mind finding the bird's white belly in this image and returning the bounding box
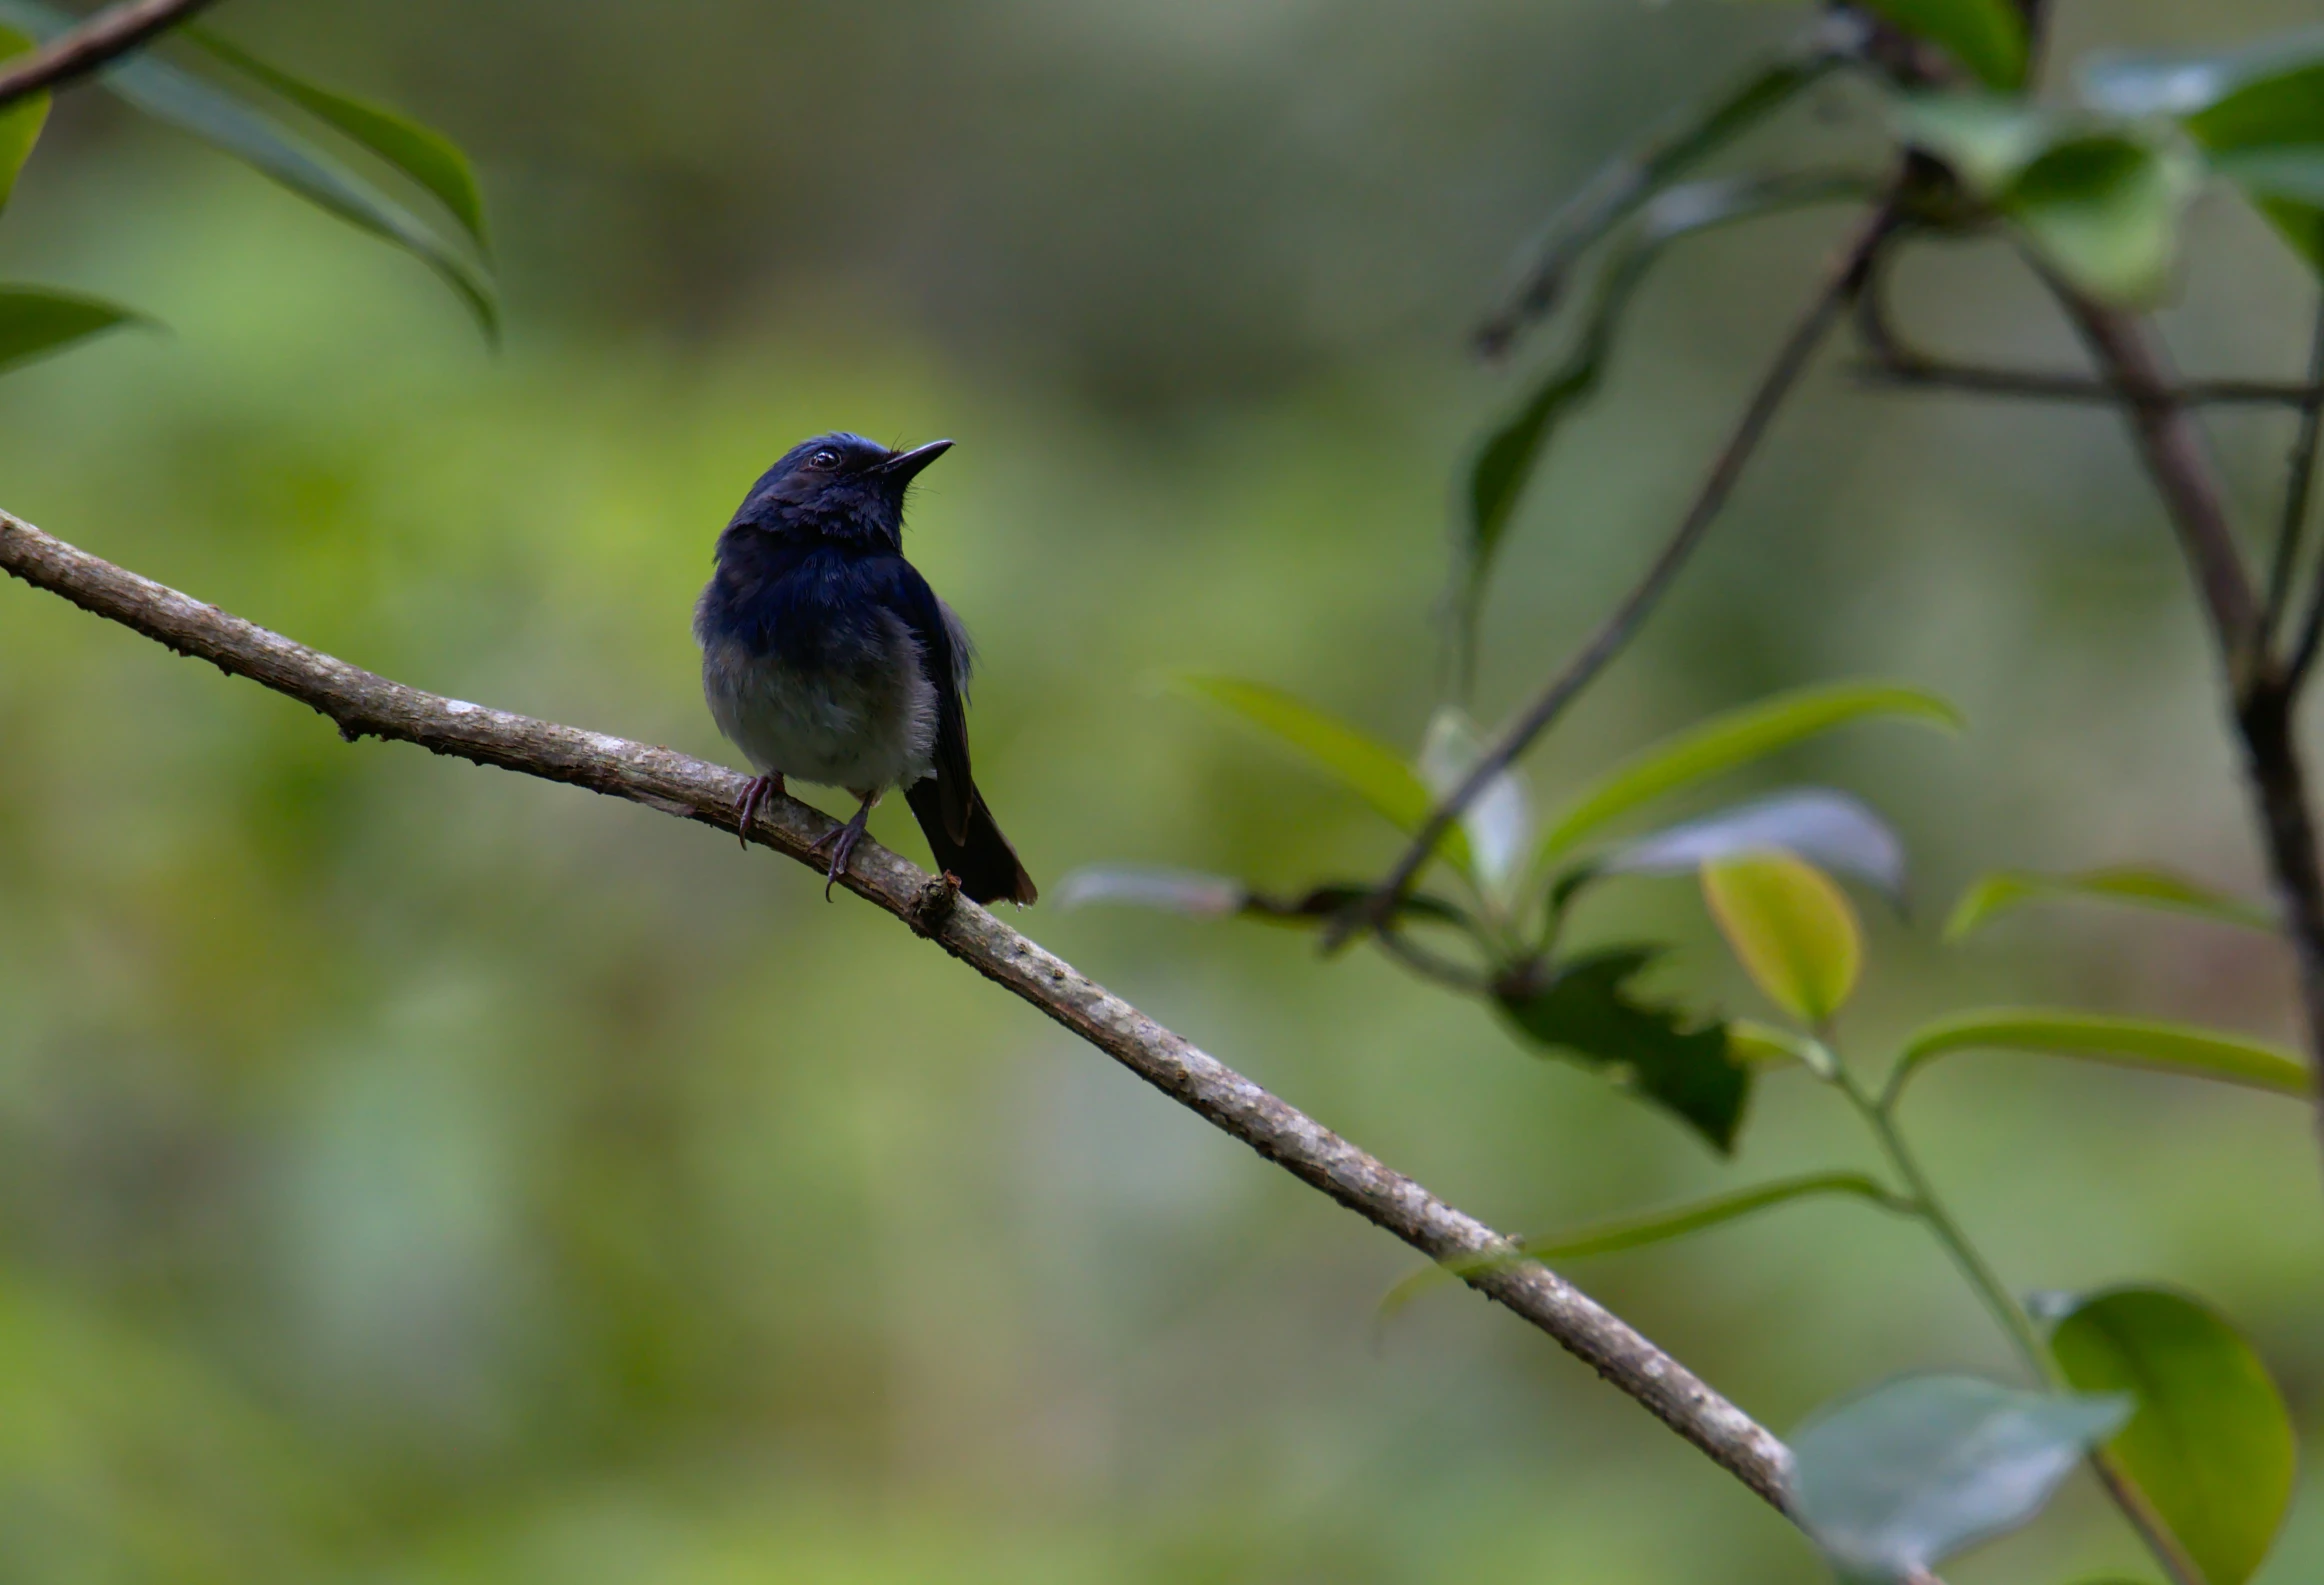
[701,614,937,793]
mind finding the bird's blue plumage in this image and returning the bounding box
[694,432,1033,905]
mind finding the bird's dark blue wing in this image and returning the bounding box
[862,554,975,843]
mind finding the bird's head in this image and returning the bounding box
[724,432,953,550]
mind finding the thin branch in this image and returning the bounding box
[1861,357,2322,410]
[2051,294,2324,1184]
[0,507,1806,1518]
[1330,204,1895,951]
[0,0,220,108]
[2277,297,2324,669]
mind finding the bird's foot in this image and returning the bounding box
[734,773,784,849]
[810,791,880,900]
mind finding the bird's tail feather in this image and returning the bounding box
[906,779,1036,906]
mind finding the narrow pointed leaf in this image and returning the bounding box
[2050,1286,2295,1585]
[1380,1171,1904,1318]
[1474,17,1859,356]
[188,29,490,254]
[1702,854,1863,1024]
[0,287,149,373]
[0,24,47,211]
[1174,676,1475,874]
[0,0,496,339]
[1599,788,1909,906]
[1537,682,1959,864]
[1945,866,2273,941]
[1495,945,1748,1152]
[1464,172,1874,639]
[1889,1009,2309,1104]
[1793,1375,2132,1583]
[1727,1017,1839,1075]
[1856,0,2028,90]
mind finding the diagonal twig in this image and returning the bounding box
[0,0,220,109]
[1329,204,1896,952]
[0,506,1809,1519]
[2278,298,2324,673]
[1861,357,2323,410]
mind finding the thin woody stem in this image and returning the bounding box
[0,0,220,108]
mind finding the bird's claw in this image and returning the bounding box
[734,773,783,849]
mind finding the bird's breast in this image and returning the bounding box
[698,596,938,793]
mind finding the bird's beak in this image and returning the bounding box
[880,438,954,482]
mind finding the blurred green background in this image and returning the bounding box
[1,0,2321,1579]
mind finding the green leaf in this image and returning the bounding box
[1856,0,2029,91]
[1173,675,1476,876]
[187,29,489,254]
[1727,1017,1838,1076]
[1945,866,2274,941]
[1379,1170,1905,1319]
[1597,788,1909,907]
[1793,1375,2132,1583]
[1536,682,1961,865]
[0,0,496,341]
[1463,172,1874,651]
[1702,853,1864,1025]
[1888,1009,2310,1106]
[1495,945,1749,1152]
[2008,132,2200,306]
[0,24,48,213]
[1896,95,2197,304]
[0,286,149,373]
[1418,707,1533,913]
[1474,18,1857,356]
[2080,32,2324,279]
[2050,1286,2295,1585]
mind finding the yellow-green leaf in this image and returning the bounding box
[2051,1286,2295,1585]
[1945,866,2274,941]
[0,24,46,212]
[1174,676,1475,875]
[1537,682,1960,865]
[1857,0,2028,90]
[1702,853,1863,1024]
[1888,1009,2310,1106]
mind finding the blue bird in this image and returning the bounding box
[694,432,1035,905]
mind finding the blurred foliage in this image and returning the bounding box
[1,0,2323,1582]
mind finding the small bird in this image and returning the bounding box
[694,432,1036,905]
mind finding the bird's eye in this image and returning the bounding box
[810,448,840,469]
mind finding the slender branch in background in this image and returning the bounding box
[1861,358,2322,410]
[2277,298,2324,661]
[0,0,220,108]
[2053,293,2324,1185]
[1330,204,1897,952]
[0,508,1822,1526]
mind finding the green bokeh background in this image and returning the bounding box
[0,1,2319,1580]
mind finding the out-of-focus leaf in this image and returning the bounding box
[1379,1170,1905,1318]
[1597,788,1909,906]
[1418,707,1533,912]
[1888,1009,2310,1104]
[1792,1375,2133,1584]
[1173,675,1476,875]
[189,28,490,253]
[1896,95,2197,304]
[1944,866,2273,941]
[1495,946,1748,1152]
[0,24,47,212]
[2050,1286,2295,1585]
[1728,1017,1839,1077]
[1464,172,1874,641]
[0,0,497,340]
[1474,15,1862,357]
[1053,866,1472,932]
[1702,854,1863,1025]
[1856,0,2028,91]
[0,287,148,373]
[1537,682,1959,865]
